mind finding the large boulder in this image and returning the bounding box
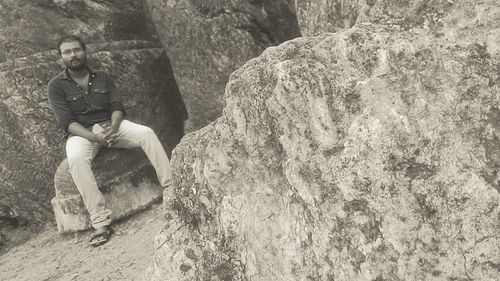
[147,24,500,280]
[144,0,301,131]
[0,41,185,227]
[296,0,500,55]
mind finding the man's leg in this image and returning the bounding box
[111,120,172,188]
[66,130,111,229]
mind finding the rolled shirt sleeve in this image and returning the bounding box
[105,73,126,115]
[47,78,77,135]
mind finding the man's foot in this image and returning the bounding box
[89,226,113,247]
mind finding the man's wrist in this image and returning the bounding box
[90,134,97,143]
[110,124,120,132]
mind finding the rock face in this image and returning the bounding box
[0,41,185,226]
[296,0,500,54]
[148,25,500,280]
[0,0,158,62]
[144,0,301,131]
[296,0,451,35]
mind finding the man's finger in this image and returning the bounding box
[104,133,114,139]
[106,134,119,147]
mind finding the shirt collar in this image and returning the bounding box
[57,66,96,80]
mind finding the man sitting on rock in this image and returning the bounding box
[47,35,172,246]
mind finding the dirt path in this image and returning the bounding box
[0,203,164,281]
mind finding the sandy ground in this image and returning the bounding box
[0,203,164,281]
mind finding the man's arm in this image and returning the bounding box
[47,80,78,136]
[110,110,124,132]
[104,110,124,146]
[103,72,125,145]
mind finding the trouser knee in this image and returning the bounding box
[142,126,155,137]
[140,126,158,141]
[67,153,91,169]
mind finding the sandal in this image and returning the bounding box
[89,226,114,247]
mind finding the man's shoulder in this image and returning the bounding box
[47,71,69,96]
[47,75,62,89]
[92,69,111,77]
[47,71,66,87]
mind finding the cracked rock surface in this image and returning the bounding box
[0,0,159,63]
[148,24,500,280]
[144,0,301,131]
[296,0,500,56]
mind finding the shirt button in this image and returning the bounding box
[89,82,92,85]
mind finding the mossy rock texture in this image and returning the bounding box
[147,24,500,281]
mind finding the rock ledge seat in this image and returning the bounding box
[51,148,162,233]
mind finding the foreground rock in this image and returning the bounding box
[145,0,301,131]
[0,41,185,229]
[148,24,500,280]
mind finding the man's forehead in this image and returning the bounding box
[60,41,83,49]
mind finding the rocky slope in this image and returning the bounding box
[148,24,500,280]
[145,0,301,131]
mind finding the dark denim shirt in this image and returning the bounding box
[47,67,125,136]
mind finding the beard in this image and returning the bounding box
[64,56,87,71]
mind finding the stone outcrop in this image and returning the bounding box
[52,149,162,233]
[0,41,185,227]
[144,0,301,131]
[147,25,500,280]
[296,0,500,56]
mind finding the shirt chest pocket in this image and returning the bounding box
[92,88,110,106]
[65,94,87,113]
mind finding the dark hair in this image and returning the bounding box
[57,35,86,54]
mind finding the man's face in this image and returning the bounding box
[59,41,87,71]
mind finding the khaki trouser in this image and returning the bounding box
[65,120,172,229]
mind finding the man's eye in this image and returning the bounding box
[62,49,82,55]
